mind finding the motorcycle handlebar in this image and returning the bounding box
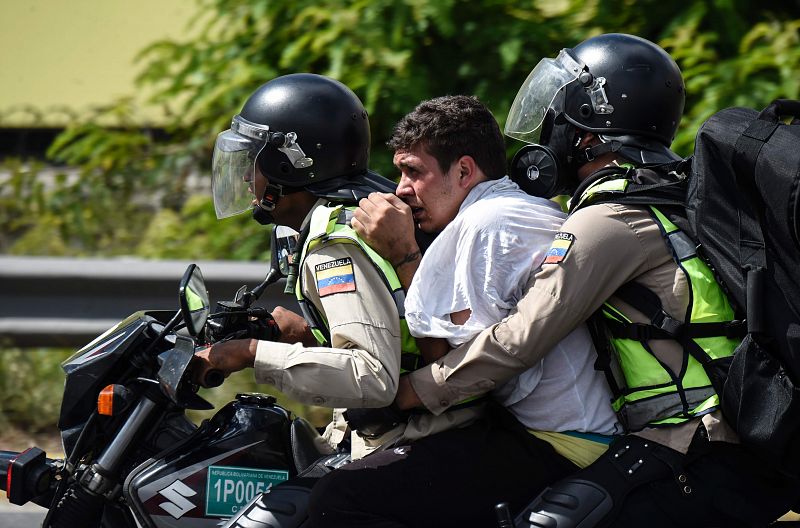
[0,448,58,505]
[202,369,225,388]
[208,308,267,319]
[247,307,270,318]
[0,451,19,491]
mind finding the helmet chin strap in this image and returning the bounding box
[573,138,623,165]
[252,183,284,226]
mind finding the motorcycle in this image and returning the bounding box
[0,226,347,528]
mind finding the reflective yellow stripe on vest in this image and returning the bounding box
[578,179,739,431]
[568,177,629,211]
[295,204,421,372]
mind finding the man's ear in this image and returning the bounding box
[455,155,480,189]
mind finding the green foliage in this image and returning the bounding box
[666,11,800,154]
[2,0,799,257]
[0,348,73,433]
[136,194,269,261]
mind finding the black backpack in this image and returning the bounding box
[687,99,800,473]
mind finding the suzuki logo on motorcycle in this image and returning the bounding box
[158,479,198,519]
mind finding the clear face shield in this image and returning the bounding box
[211,116,269,219]
[504,50,585,145]
[211,115,315,220]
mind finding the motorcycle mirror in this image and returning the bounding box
[178,264,211,336]
[239,225,298,306]
[272,225,299,278]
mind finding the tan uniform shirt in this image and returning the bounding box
[254,209,479,457]
[407,202,737,453]
[254,239,402,409]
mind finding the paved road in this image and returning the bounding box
[0,501,46,527]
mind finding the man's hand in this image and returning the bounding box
[352,193,419,267]
[271,306,316,346]
[192,339,257,385]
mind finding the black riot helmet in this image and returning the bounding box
[212,73,392,222]
[507,33,685,198]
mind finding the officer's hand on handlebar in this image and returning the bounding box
[191,340,258,387]
[352,193,419,266]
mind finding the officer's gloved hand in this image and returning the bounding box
[344,402,410,438]
[245,312,281,342]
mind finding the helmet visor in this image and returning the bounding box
[211,128,266,219]
[505,50,584,144]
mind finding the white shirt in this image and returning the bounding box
[406,177,619,435]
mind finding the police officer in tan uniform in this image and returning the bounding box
[200,74,496,528]
[195,73,433,458]
[355,35,799,526]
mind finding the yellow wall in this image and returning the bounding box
[0,0,199,127]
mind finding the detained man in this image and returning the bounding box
[308,95,618,528]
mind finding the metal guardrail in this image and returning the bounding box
[0,256,296,348]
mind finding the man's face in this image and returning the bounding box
[248,161,268,204]
[394,146,466,233]
[249,164,316,230]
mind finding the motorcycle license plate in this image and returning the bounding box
[205,465,289,517]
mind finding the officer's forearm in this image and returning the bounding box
[196,338,258,376]
[394,374,423,410]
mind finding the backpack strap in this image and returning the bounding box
[731,106,784,335]
[605,281,746,365]
[569,161,690,214]
[611,282,745,338]
[586,312,626,398]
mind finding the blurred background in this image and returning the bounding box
[1,0,799,452]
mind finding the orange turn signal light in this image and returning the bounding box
[97,384,133,417]
[98,385,117,416]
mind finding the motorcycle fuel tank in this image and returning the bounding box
[124,393,296,528]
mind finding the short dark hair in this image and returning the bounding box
[387,95,506,180]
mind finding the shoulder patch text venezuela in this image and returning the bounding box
[315,257,357,297]
[543,232,575,265]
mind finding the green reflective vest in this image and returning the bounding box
[295,204,421,373]
[575,176,740,431]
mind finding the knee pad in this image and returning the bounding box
[513,479,613,528]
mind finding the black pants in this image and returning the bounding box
[308,404,578,528]
[529,429,800,528]
[607,436,800,527]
